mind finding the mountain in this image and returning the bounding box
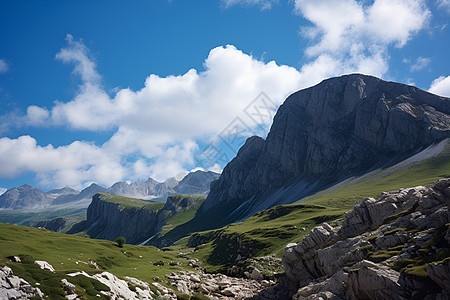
[46,187,79,199]
[0,170,219,211]
[195,74,450,229]
[0,184,53,210]
[174,170,220,194]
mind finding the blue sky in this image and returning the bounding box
[0,0,449,192]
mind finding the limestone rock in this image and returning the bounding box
[0,266,43,299]
[347,260,408,300]
[34,260,55,272]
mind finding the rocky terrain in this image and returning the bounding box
[0,170,219,210]
[197,74,450,229]
[282,178,450,299]
[0,266,44,299]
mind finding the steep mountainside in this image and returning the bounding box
[197,74,450,229]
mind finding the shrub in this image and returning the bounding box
[115,236,126,248]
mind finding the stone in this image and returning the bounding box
[347,260,408,300]
[251,268,263,280]
[61,278,76,294]
[427,259,450,293]
[34,260,55,272]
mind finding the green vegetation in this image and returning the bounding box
[160,195,206,235]
[0,222,194,298]
[182,147,450,272]
[115,236,126,248]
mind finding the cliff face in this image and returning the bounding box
[282,178,450,299]
[198,74,450,226]
[68,193,206,245]
[68,194,161,244]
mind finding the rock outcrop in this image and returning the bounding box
[197,74,450,228]
[166,271,276,299]
[282,178,450,299]
[0,266,44,299]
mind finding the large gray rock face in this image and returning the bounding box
[199,74,450,226]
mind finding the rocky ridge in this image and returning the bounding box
[282,178,450,299]
[198,74,450,228]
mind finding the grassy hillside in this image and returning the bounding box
[183,144,450,272]
[0,222,193,299]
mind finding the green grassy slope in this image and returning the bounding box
[0,222,192,299]
[184,144,450,272]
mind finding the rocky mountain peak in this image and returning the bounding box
[197,74,450,228]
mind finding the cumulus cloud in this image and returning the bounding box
[429,75,450,97]
[0,0,432,188]
[410,57,431,72]
[0,59,8,73]
[294,0,430,77]
[4,37,305,188]
[222,0,278,10]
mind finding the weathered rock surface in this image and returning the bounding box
[282,179,450,299]
[166,271,275,299]
[197,74,450,228]
[0,266,44,299]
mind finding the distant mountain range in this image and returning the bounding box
[0,170,220,210]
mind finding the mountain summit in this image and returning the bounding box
[196,74,450,228]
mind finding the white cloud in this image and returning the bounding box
[0,188,6,195]
[0,135,125,189]
[294,0,430,77]
[0,59,8,74]
[410,56,431,71]
[4,38,306,188]
[0,0,433,188]
[429,75,450,97]
[222,0,278,10]
[437,0,450,13]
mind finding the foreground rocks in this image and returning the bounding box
[283,178,450,299]
[166,271,277,299]
[0,266,44,299]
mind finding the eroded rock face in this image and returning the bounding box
[198,74,450,228]
[0,266,44,299]
[282,179,450,299]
